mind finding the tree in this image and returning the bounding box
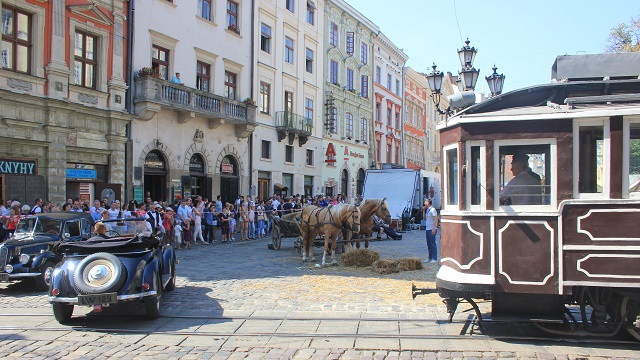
[606,15,640,53]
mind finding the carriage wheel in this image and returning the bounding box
[272,226,281,250]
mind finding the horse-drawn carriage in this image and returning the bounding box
[269,199,392,266]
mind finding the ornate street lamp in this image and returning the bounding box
[457,38,479,91]
[485,65,505,96]
[426,63,449,115]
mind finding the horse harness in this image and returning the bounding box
[300,205,360,240]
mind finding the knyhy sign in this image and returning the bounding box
[0,159,36,175]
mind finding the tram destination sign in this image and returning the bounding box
[0,159,36,175]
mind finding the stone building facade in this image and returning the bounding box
[252,0,325,200]
[322,0,378,201]
[0,0,132,205]
[131,0,255,205]
[403,67,427,170]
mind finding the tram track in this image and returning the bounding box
[0,312,638,347]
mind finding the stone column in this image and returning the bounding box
[108,6,128,112]
[46,0,70,100]
[44,125,71,205]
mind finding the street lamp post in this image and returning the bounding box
[426,38,506,114]
[485,65,505,97]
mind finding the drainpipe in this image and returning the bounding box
[124,0,136,201]
[248,0,256,198]
[400,64,406,168]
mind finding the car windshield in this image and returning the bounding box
[14,217,62,237]
[98,218,151,237]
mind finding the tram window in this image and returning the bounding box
[498,145,550,206]
[445,147,458,205]
[470,146,481,206]
[630,123,640,196]
[578,125,604,193]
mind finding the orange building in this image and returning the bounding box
[403,67,428,170]
[0,0,133,205]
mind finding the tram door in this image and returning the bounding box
[220,156,239,205]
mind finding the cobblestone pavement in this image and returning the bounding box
[1,228,639,359]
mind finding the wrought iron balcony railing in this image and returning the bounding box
[275,111,313,146]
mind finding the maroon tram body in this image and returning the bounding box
[434,54,640,339]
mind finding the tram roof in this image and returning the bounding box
[437,79,640,130]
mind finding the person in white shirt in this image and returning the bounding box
[499,154,542,206]
[422,199,439,263]
[108,200,121,219]
[30,198,43,214]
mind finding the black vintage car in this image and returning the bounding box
[48,218,176,323]
[0,213,94,291]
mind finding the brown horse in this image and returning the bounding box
[349,198,392,249]
[299,204,361,266]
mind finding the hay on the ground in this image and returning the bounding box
[341,248,381,267]
[372,257,424,274]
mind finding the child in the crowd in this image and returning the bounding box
[173,223,182,250]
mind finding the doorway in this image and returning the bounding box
[220,155,239,205]
[144,150,167,201]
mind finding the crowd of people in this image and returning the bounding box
[0,193,355,247]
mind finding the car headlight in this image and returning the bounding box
[5,265,13,273]
[19,254,30,265]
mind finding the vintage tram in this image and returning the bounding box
[433,54,640,339]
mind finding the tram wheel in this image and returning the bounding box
[620,296,640,341]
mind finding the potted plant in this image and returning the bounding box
[244,97,256,106]
[136,67,160,78]
[228,23,240,34]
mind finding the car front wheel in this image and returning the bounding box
[36,260,56,291]
[52,303,74,323]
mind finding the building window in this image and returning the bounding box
[304,98,313,120]
[306,2,315,25]
[361,75,368,98]
[285,90,293,113]
[304,175,313,196]
[259,82,270,114]
[346,68,354,90]
[329,22,338,46]
[375,102,380,122]
[196,61,210,92]
[386,106,392,126]
[387,74,392,90]
[345,113,353,138]
[286,0,295,13]
[262,140,271,159]
[198,0,212,20]
[305,48,313,73]
[331,107,338,134]
[227,1,238,30]
[346,32,354,55]
[360,118,368,142]
[260,23,271,53]
[386,144,392,163]
[224,70,236,100]
[1,6,31,73]
[285,145,294,163]
[152,45,169,80]
[306,149,314,166]
[395,111,400,129]
[375,66,381,84]
[330,60,338,85]
[74,31,97,89]
[360,43,367,64]
[396,79,401,96]
[395,144,400,164]
[376,140,381,162]
[284,37,294,64]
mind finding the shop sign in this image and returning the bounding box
[66,168,97,179]
[325,143,336,163]
[343,146,364,159]
[0,159,36,175]
[222,164,234,173]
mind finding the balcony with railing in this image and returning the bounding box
[275,111,313,146]
[133,76,256,138]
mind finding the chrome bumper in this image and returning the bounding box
[49,290,158,304]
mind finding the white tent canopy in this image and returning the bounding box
[362,169,419,220]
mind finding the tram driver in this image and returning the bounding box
[499,154,542,205]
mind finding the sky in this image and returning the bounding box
[343,0,640,93]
